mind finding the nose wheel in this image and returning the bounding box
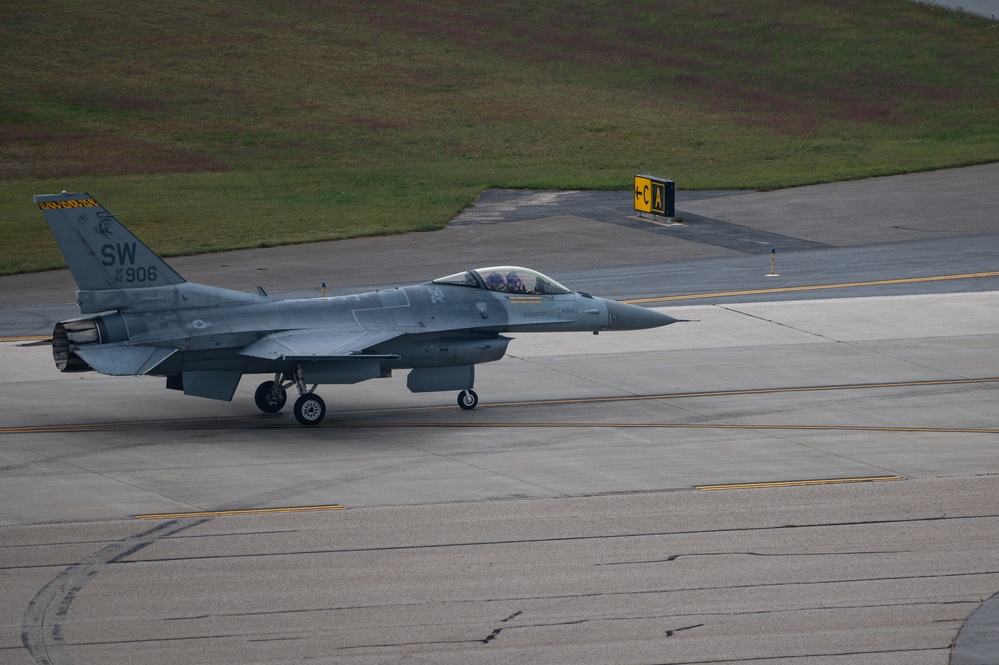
[457,389,478,410]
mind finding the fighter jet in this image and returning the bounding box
[36,191,678,425]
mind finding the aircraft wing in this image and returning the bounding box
[240,328,403,360]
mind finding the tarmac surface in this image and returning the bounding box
[927,0,999,19]
[2,162,999,664]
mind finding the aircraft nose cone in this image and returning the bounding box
[605,300,679,330]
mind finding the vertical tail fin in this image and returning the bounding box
[35,192,185,292]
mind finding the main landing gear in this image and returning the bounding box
[293,392,326,426]
[253,380,287,413]
[254,369,326,426]
[253,370,479,425]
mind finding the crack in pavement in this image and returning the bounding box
[597,550,907,565]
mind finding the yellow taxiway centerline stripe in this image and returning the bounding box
[325,377,999,417]
[481,377,999,409]
[696,476,905,491]
[621,271,999,304]
[9,422,999,435]
[2,273,997,345]
[0,414,285,434]
[135,504,345,520]
[3,271,997,344]
[2,378,997,435]
[331,423,999,434]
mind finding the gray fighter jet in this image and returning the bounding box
[36,191,678,424]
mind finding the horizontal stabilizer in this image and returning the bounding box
[240,328,401,360]
[75,345,175,376]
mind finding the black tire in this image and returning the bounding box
[294,393,326,425]
[254,381,287,413]
[457,389,478,410]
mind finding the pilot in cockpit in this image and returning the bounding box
[505,271,527,293]
[485,272,506,291]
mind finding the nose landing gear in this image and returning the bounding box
[457,389,479,410]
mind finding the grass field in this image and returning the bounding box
[2,0,998,274]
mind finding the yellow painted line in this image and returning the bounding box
[0,377,984,434]
[2,273,995,341]
[622,271,999,304]
[0,335,50,343]
[333,423,999,434]
[136,504,345,520]
[339,378,999,415]
[3,377,999,435]
[8,421,999,435]
[327,377,999,417]
[0,414,282,434]
[482,377,999,409]
[696,476,904,491]
[4,272,997,344]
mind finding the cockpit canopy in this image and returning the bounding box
[433,266,572,295]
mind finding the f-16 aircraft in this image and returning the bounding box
[36,192,679,424]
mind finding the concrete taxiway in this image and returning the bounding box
[2,163,999,664]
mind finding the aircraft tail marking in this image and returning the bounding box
[35,192,185,292]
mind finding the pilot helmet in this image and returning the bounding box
[485,272,505,289]
[505,271,524,290]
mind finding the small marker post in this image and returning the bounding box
[766,248,779,277]
[322,281,327,297]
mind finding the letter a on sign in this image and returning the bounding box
[651,182,665,214]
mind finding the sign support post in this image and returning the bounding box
[766,248,779,277]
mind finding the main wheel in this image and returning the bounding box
[457,389,478,410]
[254,381,287,413]
[294,393,327,425]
